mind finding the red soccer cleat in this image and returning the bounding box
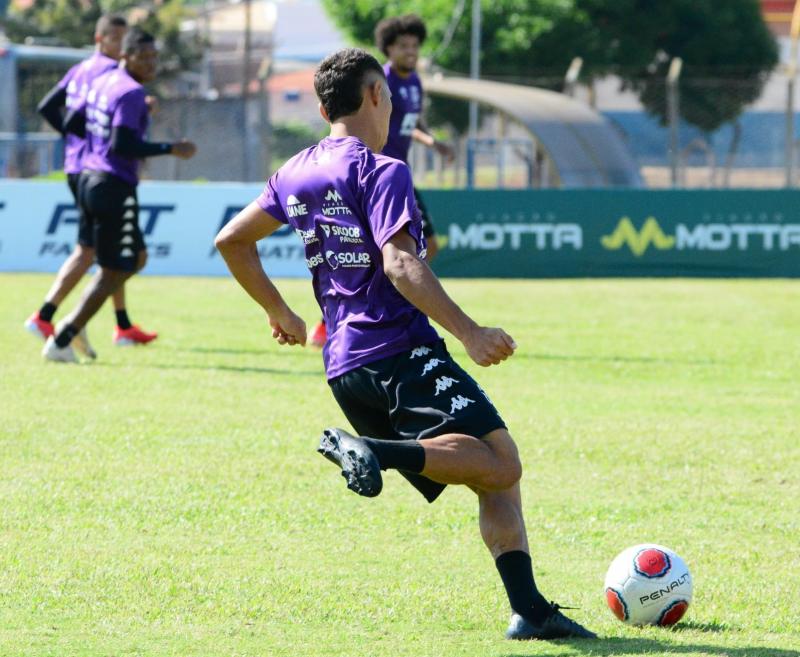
[113,324,158,346]
[310,321,327,347]
[25,313,55,341]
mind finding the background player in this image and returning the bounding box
[25,15,159,352]
[215,48,596,641]
[42,28,196,363]
[308,14,453,348]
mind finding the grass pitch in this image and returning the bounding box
[1,274,799,657]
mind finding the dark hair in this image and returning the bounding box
[374,14,427,56]
[95,14,127,37]
[314,48,385,122]
[121,27,156,56]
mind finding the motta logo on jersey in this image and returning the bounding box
[602,215,800,256]
[322,188,351,217]
[41,200,175,259]
[286,194,308,218]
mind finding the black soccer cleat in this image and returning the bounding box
[505,604,598,640]
[317,428,383,498]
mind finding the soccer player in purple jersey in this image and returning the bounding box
[25,15,159,354]
[42,28,197,363]
[308,14,453,349]
[215,48,596,641]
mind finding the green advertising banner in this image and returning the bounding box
[422,190,800,277]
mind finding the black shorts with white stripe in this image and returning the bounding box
[79,171,145,272]
[328,339,507,503]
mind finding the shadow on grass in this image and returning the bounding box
[88,360,319,376]
[178,347,272,356]
[672,620,733,633]
[502,636,799,657]
[516,352,720,366]
[148,363,320,376]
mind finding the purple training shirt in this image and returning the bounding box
[57,52,118,174]
[256,136,440,379]
[82,67,149,185]
[382,63,423,164]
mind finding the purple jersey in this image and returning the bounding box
[57,52,118,174]
[256,136,439,379]
[382,63,423,163]
[82,68,149,185]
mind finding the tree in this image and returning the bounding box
[321,0,778,135]
[3,0,203,77]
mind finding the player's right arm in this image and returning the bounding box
[215,202,307,347]
[382,229,515,367]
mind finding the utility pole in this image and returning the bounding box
[241,0,252,181]
[667,57,683,188]
[468,0,481,139]
[786,0,800,187]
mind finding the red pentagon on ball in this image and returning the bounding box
[634,547,672,578]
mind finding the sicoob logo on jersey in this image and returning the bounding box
[634,548,672,578]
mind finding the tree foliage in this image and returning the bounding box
[321,0,778,134]
[3,0,203,76]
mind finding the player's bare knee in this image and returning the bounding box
[481,429,522,490]
[136,250,148,271]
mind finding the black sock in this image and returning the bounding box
[38,302,57,322]
[54,323,79,348]
[361,437,425,473]
[495,550,552,624]
[115,309,132,330]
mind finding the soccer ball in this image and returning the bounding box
[604,544,693,626]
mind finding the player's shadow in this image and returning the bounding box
[516,352,720,366]
[181,346,272,356]
[146,362,319,376]
[503,636,799,657]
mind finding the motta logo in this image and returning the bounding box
[601,217,675,257]
[602,215,800,256]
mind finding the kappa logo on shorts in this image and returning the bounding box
[120,235,134,245]
[421,358,445,375]
[123,210,135,220]
[409,346,432,359]
[434,376,459,396]
[123,196,136,208]
[450,395,475,413]
[120,247,134,257]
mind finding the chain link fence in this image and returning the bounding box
[5,57,800,189]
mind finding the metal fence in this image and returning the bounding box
[7,59,800,189]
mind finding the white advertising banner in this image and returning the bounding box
[0,179,309,277]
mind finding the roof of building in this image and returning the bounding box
[424,74,643,188]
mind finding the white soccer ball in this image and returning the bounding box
[604,543,693,626]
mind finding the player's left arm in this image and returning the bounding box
[215,201,307,346]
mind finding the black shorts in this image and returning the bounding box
[78,171,145,272]
[329,339,506,503]
[413,187,436,239]
[67,173,94,247]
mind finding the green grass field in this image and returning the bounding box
[1,274,799,657]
